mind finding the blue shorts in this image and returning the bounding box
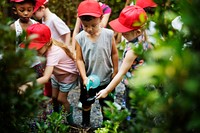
[51,77,78,93]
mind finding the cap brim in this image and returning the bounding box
[78,13,101,17]
[109,18,134,33]
[11,0,24,2]
[19,42,45,50]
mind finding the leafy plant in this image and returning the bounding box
[36,111,70,133]
[96,0,200,133]
[0,17,45,133]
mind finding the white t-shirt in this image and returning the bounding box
[14,19,40,67]
[43,13,70,44]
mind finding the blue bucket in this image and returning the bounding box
[86,75,100,91]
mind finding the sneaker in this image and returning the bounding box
[77,101,82,109]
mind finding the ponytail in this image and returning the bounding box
[51,39,75,60]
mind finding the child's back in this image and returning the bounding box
[33,0,71,47]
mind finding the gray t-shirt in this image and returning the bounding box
[76,28,114,86]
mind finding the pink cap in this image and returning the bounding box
[20,23,51,50]
[77,0,102,17]
[109,5,147,33]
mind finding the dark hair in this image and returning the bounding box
[79,15,96,21]
[143,7,156,15]
[12,0,36,6]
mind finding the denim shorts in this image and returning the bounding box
[51,77,78,93]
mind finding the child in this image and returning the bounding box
[72,0,112,52]
[10,0,37,46]
[136,0,157,44]
[75,0,118,127]
[9,0,45,78]
[73,0,112,109]
[96,5,150,116]
[33,0,71,50]
[19,23,79,124]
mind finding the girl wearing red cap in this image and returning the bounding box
[19,23,79,124]
[96,5,152,117]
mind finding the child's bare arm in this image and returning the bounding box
[10,23,15,30]
[75,41,87,85]
[72,17,81,51]
[111,35,119,78]
[19,66,54,94]
[96,50,137,99]
[37,66,54,84]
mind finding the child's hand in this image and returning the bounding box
[18,84,28,94]
[18,82,33,94]
[96,89,109,99]
[83,77,88,89]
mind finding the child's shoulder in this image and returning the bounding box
[101,28,114,35]
[9,19,19,30]
[10,22,15,30]
[30,18,38,24]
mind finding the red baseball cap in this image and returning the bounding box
[34,0,48,12]
[20,23,51,50]
[10,0,25,2]
[109,5,147,33]
[136,0,157,8]
[77,0,102,17]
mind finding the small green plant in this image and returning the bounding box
[95,101,130,133]
[36,111,70,133]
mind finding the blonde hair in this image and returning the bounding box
[47,39,75,60]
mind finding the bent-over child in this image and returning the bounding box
[19,23,79,124]
[96,5,152,118]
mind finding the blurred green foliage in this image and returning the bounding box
[1,0,200,132]
[0,1,47,132]
[36,112,70,132]
[48,0,127,31]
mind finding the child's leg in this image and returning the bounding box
[52,88,60,112]
[58,79,78,124]
[82,105,92,127]
[57,91,70,112]
[125,85,136,118]
[79,81,95,127]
